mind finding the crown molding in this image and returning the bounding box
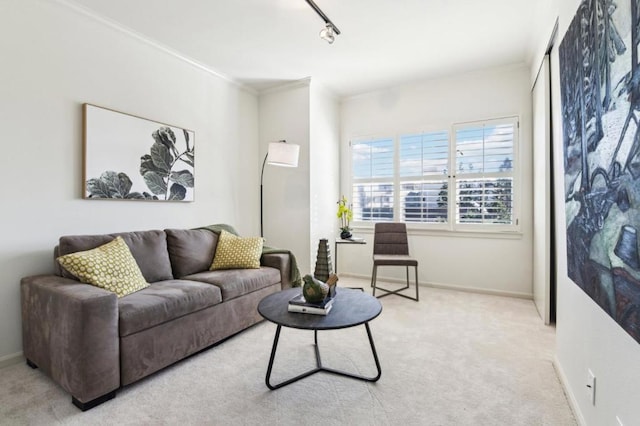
[259,77,312,96]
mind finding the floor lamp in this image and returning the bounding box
[260,140,300,237]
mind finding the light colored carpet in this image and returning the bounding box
[0,278,576,425]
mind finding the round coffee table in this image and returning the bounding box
[258,287,382,390]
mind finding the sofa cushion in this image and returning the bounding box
[57,236,149,298]
[58,230,173,283]
[184,267,280,301]
[209,230,264,270]
[165,228,218,277]
[118,280,223,337]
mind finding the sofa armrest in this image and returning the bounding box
[21,275,120,403]
[261,253,292,289]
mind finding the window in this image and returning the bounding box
[349,117,518,232]
[399,131,449,224]
[351,138,394,222]
[454,119,516,226]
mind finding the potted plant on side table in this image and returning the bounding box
[337,195,353,239]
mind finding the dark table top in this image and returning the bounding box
[258,287,382,330]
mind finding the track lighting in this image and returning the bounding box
[305,0,341,44]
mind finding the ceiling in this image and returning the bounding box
[70,0,546,97]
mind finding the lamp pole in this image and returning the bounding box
[260,152,269,238]
[260,140,298,238]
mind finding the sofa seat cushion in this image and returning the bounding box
[184,267,280,301]
[118,280,222,337]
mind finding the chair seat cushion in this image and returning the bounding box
[373,254,418,266]
[184,267,280,301]
[118,280,222,337]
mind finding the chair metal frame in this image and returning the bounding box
[371,264,419,301]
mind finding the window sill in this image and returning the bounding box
[351,225,523,240]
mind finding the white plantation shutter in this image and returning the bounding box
[351,138,394,222]
[352,183,394,221]
[352,137,394,179]
[399,131,449,177]
[401,180,448,223]
[348,117,518,231]
[455,124,514,174]
[454,118,517,226]
[399,131,449,223]
[455,178,514,224]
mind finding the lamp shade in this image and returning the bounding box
[267,142,299,167]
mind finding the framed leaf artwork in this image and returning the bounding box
[83,103,195,201]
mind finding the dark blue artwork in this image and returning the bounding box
[559,0,640,343]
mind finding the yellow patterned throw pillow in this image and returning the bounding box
[210,230,264,270]
[57,236,149,297]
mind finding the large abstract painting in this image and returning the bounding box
[559,0,640,343]
[83,104,195,201]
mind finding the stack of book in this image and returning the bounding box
[288,294,334,315]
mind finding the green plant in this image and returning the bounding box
[336,195,353,231]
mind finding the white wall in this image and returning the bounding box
[529,0,559,88]
[258,81,311,272]
[339,65,534,297]
[543,0,640,424]
[0,0,259,363]
[309,81,340,270]
[258,79,340,274]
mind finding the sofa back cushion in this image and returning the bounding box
[57,230,173,283]
[165,228,218,278]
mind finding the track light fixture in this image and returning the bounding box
[319,23,336,44]
[305,0,341,44]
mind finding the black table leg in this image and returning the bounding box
[265,324,282,390]
[266,325,321,390]
[265,323,381,390]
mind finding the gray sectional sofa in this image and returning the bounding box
[20,227,293,410]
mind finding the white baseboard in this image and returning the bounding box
[0,351,24,369]
[553,355,585,426]
[341,273,533,300]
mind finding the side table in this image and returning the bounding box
[334,238,366,273]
